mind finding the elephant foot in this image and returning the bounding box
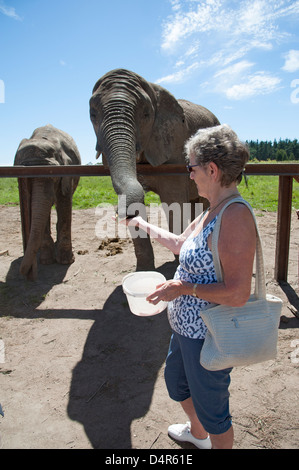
[26,267,37,281]
[40,248,56,265]
[40,238,56,265]
[20,259,38,281]
[56,247,75,265]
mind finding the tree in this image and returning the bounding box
[276,149,288,161]
[247,139,299,161]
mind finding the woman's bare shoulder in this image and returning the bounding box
[222,201,255,222]
[220,202,256,240]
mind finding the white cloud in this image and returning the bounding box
[282,50,299,72]
[169,0,181,12]
[157,0,299,100]
[161,0,222,52]
[209,60,281,100]
[0,1,21,20]
[185,41,200,57]
[156,62,200,84]
[225,72,281,100]
[233,0,284,44]
[214,60,255,79]
[162,0,295,55]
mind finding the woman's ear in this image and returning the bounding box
[208,161,220,181]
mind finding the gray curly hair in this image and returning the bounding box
[184,124,249,186]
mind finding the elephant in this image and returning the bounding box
[14,124,81,280]
[89,68,220,270]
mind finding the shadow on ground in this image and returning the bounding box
[1,257,176,449]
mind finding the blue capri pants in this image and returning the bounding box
[164,332,233,435]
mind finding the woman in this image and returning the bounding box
[124,124,256,449]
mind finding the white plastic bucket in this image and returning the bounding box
[122,271,167,316]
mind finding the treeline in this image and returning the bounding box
[246,139,299,161]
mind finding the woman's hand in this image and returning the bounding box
[113,215,142,227]
[146,280,185,305]
[114,214,187,255]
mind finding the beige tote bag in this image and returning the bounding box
[200,198,282,371]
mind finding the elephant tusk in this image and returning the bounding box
[96,151,101,159]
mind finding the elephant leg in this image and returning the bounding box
[55,191,75,265]
[128,225,155,271]
[19,178,54,281]
[40,214,56,265]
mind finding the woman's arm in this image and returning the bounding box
[124,213,202,255]
[146,204,256,307]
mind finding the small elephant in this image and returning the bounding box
[14,124,81,280]
[90,69,220,270]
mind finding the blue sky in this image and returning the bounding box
[0,0,298,166]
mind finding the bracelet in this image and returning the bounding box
[192,283,198,297]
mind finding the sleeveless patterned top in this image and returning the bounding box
[167,215,218,339]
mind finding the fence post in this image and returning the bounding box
[275,175,293,282]
[18,178,31,253]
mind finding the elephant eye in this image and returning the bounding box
[142,105,152,119]
[90,109,97,121]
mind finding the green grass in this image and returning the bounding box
[72,176,118,208]
[0,178,20,205]
[0,174,298,212]
[238,175,299,211]
[72,176,161,208]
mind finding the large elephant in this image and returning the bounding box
[14,124,81,280]
[89,69,220,270]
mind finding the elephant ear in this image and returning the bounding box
[144,84,187,166]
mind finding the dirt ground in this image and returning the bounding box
[0,204,298,450]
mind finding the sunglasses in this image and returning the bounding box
[186,164,200,173]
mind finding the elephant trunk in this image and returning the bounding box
[20,178,54,280]
[99,101,145,218]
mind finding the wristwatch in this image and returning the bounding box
[192,283,198,297]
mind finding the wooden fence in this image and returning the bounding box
[0,162,298,283]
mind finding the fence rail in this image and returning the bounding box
[0,162,298,177]
[0,162,298,283]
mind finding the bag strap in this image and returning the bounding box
[211,197,266,300]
